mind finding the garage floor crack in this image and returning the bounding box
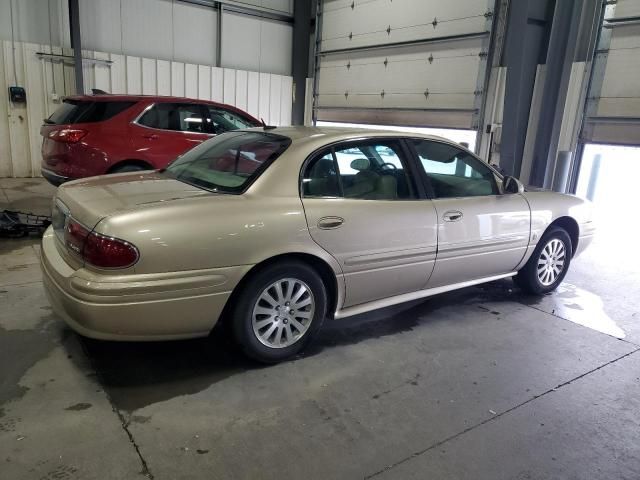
[78,340,155,479]
[364,347,640,479]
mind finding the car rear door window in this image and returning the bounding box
[138,103,207,133]
[412,139,499,198]
[47,100,135,124]
[165,132,290,193]
[303,141,416,200]
[206,107,257,134]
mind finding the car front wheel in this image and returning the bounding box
[514,226,572,295]
[231,261,327,363]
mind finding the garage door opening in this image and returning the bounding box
[576,143,640,235]
[316,121,478,151]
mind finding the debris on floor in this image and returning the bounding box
[0,210,51,238]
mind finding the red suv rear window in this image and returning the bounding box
[46,100,135,125]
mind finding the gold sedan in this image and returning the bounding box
[41,127,595,362]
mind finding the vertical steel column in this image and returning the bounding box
[68,0,84,94]
[528,0,582,187]
[311,0,323,125]
[217,3,223,67]
[291,0,311,125]
[499,0,553,178]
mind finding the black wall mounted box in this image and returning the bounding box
[9,86,26,103]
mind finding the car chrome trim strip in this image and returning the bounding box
[344,247,437,267]
[334,272,517,319]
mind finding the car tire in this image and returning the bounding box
[231,261,327,363]
[110,163,149,173]
[514,226,572,295]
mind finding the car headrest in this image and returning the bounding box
[350,158,370,171]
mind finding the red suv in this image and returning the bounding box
[41,95,260,185]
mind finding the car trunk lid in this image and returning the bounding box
[56,171,211,228]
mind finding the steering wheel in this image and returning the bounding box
[380,162,397,171]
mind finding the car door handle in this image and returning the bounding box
[443,210,463,222]
[318,216,344,230]
[143,134,159,140]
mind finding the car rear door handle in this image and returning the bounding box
[317,216,344,230]
[443,210,463,222]
[143,134,159,140]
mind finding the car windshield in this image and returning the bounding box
[164,131,290,193]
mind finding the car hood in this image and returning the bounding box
[56,171,211,228]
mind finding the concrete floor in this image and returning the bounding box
[1,177,639,480]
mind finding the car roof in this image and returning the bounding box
[64,94,236,108]
[242,125,466,147]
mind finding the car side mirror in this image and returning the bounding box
[503,175,524,194]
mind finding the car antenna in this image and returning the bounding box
[91,88,109,95]
[261,117,277,130]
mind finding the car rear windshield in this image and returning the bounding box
[164,131,290,193]
[46,100,135,124]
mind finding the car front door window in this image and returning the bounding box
[304,141,415,201]
[412,140,499,198]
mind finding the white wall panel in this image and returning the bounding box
[121,0,174,60]
[235,70,248,112]
[198,65,211,100]
[109,53,126,95]
[280,75,292,125]
[185,63,199,98]
[142,58,157,95]
[93,51,112,92]
[171,61,185,97]
[211,67,224,102]
[157,60,171,96]
[0,41,293,177]
[0,41,13,177]
[223,69,236,105]
[126,56,142,94]
[221,12,292,76]
[247,71,260,118]
[259,72,271,122]
[0,0,68,47]
[269,74,282,126]
[172,2,218,66]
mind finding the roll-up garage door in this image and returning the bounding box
[582,0,640,145]
[314,0,496,129]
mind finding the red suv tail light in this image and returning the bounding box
[49,128,88,143]
[64,218,139,269]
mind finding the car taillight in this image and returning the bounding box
[83,233,139,269]
[64,218,90,255]
[64,218,139,269]
[49,128,88,143]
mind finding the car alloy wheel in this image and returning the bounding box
[251,278,316,349]
[536,238,566,286]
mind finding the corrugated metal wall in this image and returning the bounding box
[0,40,293,178]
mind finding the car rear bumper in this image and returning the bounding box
[41,168,70,186]
[40,227,250,341]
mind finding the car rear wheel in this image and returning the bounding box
[231,261,327,363]
[110,163,151,173]
[514,226,572,295]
